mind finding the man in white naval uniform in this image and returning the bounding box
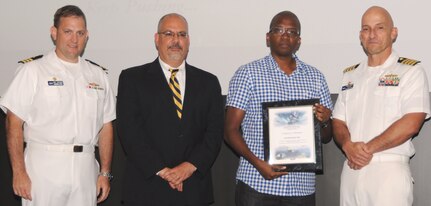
[333,6,430,206]
[0,5,115,206]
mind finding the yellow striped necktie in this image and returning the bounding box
[169,69,182,119]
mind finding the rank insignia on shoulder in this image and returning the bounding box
[343,63,359,73]
[398,57,420,66]
[341,82,354,91]
[18,55,43,64]
[85,59,108,74]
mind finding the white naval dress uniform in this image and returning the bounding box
[333,52,430,206]
[0,50,116,206]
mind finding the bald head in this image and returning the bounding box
[360,6,398,62]
[362,6,394,28]
[157,13,188,33]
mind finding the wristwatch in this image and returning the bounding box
[99,171,114,181]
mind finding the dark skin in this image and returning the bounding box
[225,12,332,180]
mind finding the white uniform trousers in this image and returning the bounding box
[23,143,99,206]
[340,154,413,206]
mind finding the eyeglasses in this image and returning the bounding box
[269,27,300,37]
[158,31,188,39]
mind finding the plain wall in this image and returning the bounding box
[1,0,431,96]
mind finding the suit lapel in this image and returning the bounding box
[181,64,197,122]
[148,59,182,122]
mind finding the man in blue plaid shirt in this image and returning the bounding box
[225,11,333,206]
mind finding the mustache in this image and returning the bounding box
[168,43,182,50]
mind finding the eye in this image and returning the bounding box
[77,31,86,37]
[178,32,188,38]
[271,27,284,34]
[161,31,174,37]
[286,29,299,36]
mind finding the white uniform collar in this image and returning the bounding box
[367,51,398,69]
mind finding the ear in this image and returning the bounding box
[154,32,159,50]
[266,33,270,47]
[295,37,302,52]
[50,26,57,42]
[391,27,398,43]
[86,31,90,42]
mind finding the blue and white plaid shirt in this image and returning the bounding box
[226,54,333,196]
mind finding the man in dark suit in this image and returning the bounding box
[116,13,224,206]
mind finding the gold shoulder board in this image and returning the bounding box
[398,57,420,66]
[18,55,43,64]
[343,63,359,73]
[85,59,108,73]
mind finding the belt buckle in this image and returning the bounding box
[73,145,83,153]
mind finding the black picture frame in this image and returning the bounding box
[262,99,323,173]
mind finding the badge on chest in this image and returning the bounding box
[378,74,400,86]
[47,77,64,86]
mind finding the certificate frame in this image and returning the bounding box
[262,99,323,173]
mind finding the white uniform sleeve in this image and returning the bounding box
[102,74,116,123]
[332,74,347,122]
[400,64,431,119]
[0,64,37,121]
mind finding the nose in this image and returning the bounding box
[369,28,377,38]
[171,33,181,40]
[71,33,78,43]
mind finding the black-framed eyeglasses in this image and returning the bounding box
[269,27,300,37]
[158,31,188,39]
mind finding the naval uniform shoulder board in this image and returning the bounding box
[85,59,108,74]
[398,57,420,66]
[18,55,43,64]
[343,63,359,74]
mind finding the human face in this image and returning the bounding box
[360,8,397,57]
[155,15,190,67]
[266,16,301,58]
[51,16,88,63]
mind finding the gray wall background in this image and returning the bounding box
[1,0,431,96]
[1,95,431,206]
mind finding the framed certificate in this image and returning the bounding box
[262,99,323,173]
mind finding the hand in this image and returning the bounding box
[157,168,179,191]
[158,162,196,192]
[168,182,183,192]
[96,175,111,203]
[314,103,331,123]
[255,159,288,180]
[12,171,32,200]
[342,141,372,170]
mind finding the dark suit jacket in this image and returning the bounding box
[117,59,223,205]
